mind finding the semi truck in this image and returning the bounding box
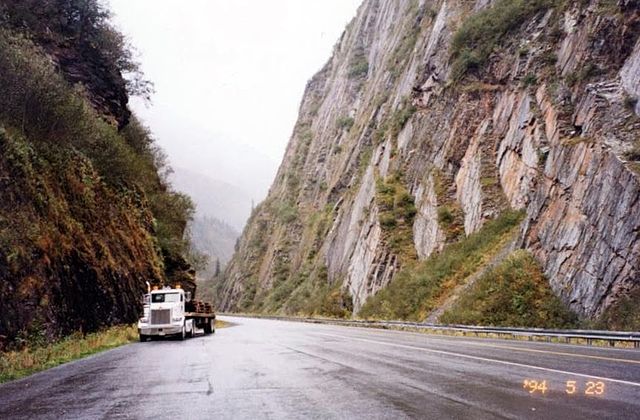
[137,286,216,341]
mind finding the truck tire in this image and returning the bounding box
[187,321,194,338]
[179,325,186,341]
[204,320,212,335]
[139,334,148,342]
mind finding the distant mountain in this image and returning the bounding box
[169,167,249,282]
[170,167,252,232]
[189,215,238,275]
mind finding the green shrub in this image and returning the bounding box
[433,172,465,240]
[539,50,558,66]
[150,190,194,256]
[596,288,640,331]
[317,286,353,318]
[238,279,258,311]
[388,101,416,138]
[348,55,369,78]
[375,173,417,261]
[437,206,455,225]
[0,0,152,100]
[522,73,538,87]
[440,250,578,328]
[375,98,416,144]
[336,116,355,130]
[450,0,556,81]
[275,202,298,224]
[359,210,524,321]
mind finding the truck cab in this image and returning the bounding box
[138,287,194,341]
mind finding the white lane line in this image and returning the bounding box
[316,333,640,388]
[340,328,640,364]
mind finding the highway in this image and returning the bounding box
[0,316,639,419]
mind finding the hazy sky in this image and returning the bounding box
[107,0,362,201]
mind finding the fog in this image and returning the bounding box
[107,0,362,203]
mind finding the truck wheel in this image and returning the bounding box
[204,320,212,335]
[179,325,186,341]
[187,321,194,338]
[139,334,148,342]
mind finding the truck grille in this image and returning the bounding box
[151,309,171,325]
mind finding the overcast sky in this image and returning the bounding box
[107,0,362,201]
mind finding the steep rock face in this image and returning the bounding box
[222,0,640,321]
[0,132,163,344]
[0,2,193,347]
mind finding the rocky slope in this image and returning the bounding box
[221,0,640,326]
[0,1,193,347]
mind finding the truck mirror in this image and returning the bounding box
[186,291,192,302]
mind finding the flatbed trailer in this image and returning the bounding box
[185,312,216,335]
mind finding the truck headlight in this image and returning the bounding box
[172,317,183,322]
[140,318,148,323]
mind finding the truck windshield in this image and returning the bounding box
[151,293,181,303]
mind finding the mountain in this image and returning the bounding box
[189,216,239,271]
[169,167,247,275]
[220,0,640,330]
[0,0,194,347]
[170,167,252,232]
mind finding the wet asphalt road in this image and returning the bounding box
[0,316,639,419]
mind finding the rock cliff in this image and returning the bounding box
[221,0,640,325]
[0,1,193,347]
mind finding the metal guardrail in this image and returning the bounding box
[220,313,640,348]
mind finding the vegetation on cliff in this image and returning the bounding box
[440,250,578,328]
[597,288,640,331]
[0,1,193,348]
[450,0,556,81]
[375,172,417,262]
[0,0,153,126]
[358,211,524,321]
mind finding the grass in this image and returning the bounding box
[440,250,579,328]
[214,319,232,329]
[433,170,465,241]
[596,288,640,331]
[359,210,524,321]
[274,202,298,224]
[348,53,369,79]
[336,116,355,131]
[0,320,234,384]
[521,73,538,87]
[437,205,465,240]
[450,0,555,81]
[461,82,502,93]
[375,97,417,144]
[375,172,418,262]
[0,325,138,383]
